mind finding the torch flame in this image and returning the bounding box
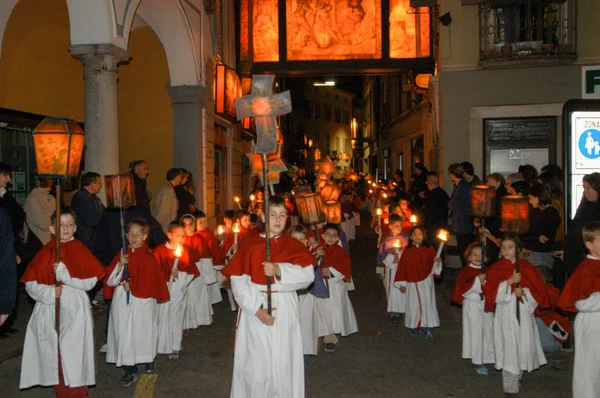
[376,208,382,216]
[250,194,256,201]
[217,225,224,235]
[392,239,401,249]
[369,189,373,194]
[410,215,418,224]
[234,196,240,203]
[233,222,240,233]
[436,229,449,242]
[174,244,183,258]
[383,193,388,198]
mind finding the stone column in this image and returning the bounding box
[167,85,209,213]
[69,44,130,184]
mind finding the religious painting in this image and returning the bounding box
[215,65,242,122]
[253,0,279,62]
[286,0,382,61]
[389,0,430,58]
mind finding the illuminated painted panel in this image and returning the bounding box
[240,0,249,60]
[253,0,279,62]
[286,0,382,61]
[215,65,242,121]
[389,0,430,59]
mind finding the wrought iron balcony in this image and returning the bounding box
[478,0,577,68]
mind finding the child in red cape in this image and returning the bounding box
[193,210,226,306]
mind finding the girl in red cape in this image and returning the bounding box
[484,235,550,397]
[104,218,169,386]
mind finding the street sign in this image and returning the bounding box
[582,66,600,99]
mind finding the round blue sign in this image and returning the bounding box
[579,129,600,160]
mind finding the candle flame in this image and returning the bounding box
[233,222,240,233]
[392,239,401,249]
[410,215,417,224]
[234,196,240,203]
[250,194,255,201]
[174,244,183,258]
[436,229,449,242]
[384,218,389,225]
[376,208,382,216]
[217,225,223,234]
[369,189,373,194]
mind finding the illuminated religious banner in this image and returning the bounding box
[215,64,242,122]
[389,0,430,59]
[240,0,280,62]
[286,0,382,60]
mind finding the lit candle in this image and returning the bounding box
[169,244,183,290]
[233,222,240,245]
[234,196,242,209]
[217,225,224,235]
[392,239,401,254]
[383,192,388,198]
[369,189,373,194]
[436,229,449,258]
[249,194,256,211]
[376,208,382,226]
[410,214,418,226]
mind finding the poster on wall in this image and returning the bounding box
[389,0,430,58]
[286,0,382,61]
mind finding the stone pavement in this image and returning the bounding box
[0,217,573,397]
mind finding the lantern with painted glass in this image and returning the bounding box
[501,195,530,234]
[471,184,496,270]
[320,182,342,202]
[324,200,342,224]
[32,117,85,339]
[104,174,137,209]
[296,193,325,225]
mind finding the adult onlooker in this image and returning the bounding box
[175,168,197,220]
[152,168,182,233]
[563,172,600,273]
[538,168,565,244]
[484,172,507,261]
[522,183,561,268]
[129,160,151,211]
[421,172,449,246]
[505,172,524,195]
[23,178,55,261]
[70,172,105,259]
[447,163,474,267]
[0,163,26,263]
[461,161,482,187]
[411,162,428,208]
[0,207,16,326]
[518,164,539,185]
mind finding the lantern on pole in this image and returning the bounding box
[32,117,85,348]
[323,200,342,224]
[470,185,496,271]
[296,193,325,225]
[320,182,342,202]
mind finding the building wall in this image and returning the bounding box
[118,26,173,196]
[0,0,83,120]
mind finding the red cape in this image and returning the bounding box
[402,209,413,235]
[221,227,250,259]
[21,239,106,285]
[103,245,170,302]
[222,233,316,285]
[184,234,208,260]
[394,244,438,283]
[195,228,224,265]
[323,243,351,279]
[483,258,550,313]
[450,265,482,305]
[558,257,600,312]
[536,283,570,343]
[153,244,200,280]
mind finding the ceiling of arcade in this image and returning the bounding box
[0,0,206,86]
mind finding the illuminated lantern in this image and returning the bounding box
[314,149,321,161]
[320,182,342,202]
[324,200,342,224]
[104,174,136,209]
[470,185,496,218]
[296,193,325,224]
[33,117,85,178]
[501,195,530,234]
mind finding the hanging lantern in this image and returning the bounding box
[32,117,85,178]
[296,193,325,224]
[324,200,342,224]
[501,195,530,234]
[104,174,136,209]
[470,185,496,218]
[320,182,342,202]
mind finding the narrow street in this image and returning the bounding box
[0,219,572,397]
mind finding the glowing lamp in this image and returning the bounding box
[369,189,373,194]
[320,182,342,202]
[470,185,496,218]
[33,117,85,178]
[250,194,256,201]
[392,239,401,250]
[383,192,388,198]
[501,195,530,234]
[104,174,136,209]
[376,208,382,216]
[436,229,449,242]
[308,139,313,148]
[296,193,325,225]
[324,200,342,224]
[410,214,418,225]
[217,225,224,235]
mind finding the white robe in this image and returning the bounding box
[20,263,97,389]
[573,292,600,397]
[383,253,405,314]
[183,259,214,329]
[105,266,159,367]
[230,263,314,398]
[395,261,442,329]
[461,275,495,365]
[315,267,359,337]
[157,271,193,354]
[341,213,356,241]
[298,292,318,356]
[209,264,224,304]
[493,281,546,374]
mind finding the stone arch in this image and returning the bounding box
[0,0,21,57]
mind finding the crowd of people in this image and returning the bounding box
[1,157,600,397]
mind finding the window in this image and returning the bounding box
[312,101,321,119]
[343,110,350,125]
[334,108,342,123]
[324,105,332,121]
[336,137,341,152]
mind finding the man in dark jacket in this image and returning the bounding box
[70,172,105,259]
[421,172,449,247]
[448,163,474,267]
[129,160,151,211]
[0,207,16,326]
[0,163,26,264]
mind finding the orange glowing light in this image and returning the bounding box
[410,215,418,224]
[384,218,389,225]
[392,239,401,249]
[217,225,224,235]
[436,229,449,242]
[233,223,240,234]
[174,245,183,258]
[376,208,382,216]
[389,0,431,59]
[234,196,240,203]
[250,194,256,201]
[33,118,85,178]
[253,0,279,62]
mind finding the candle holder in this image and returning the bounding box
[324,200,342,224]
[471,184,496,272]
[296,193,325,225]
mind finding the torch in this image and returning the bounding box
[169,245,183,291]
[470,185,496,273]
[296,193,327,291]
[32,118,85,342]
